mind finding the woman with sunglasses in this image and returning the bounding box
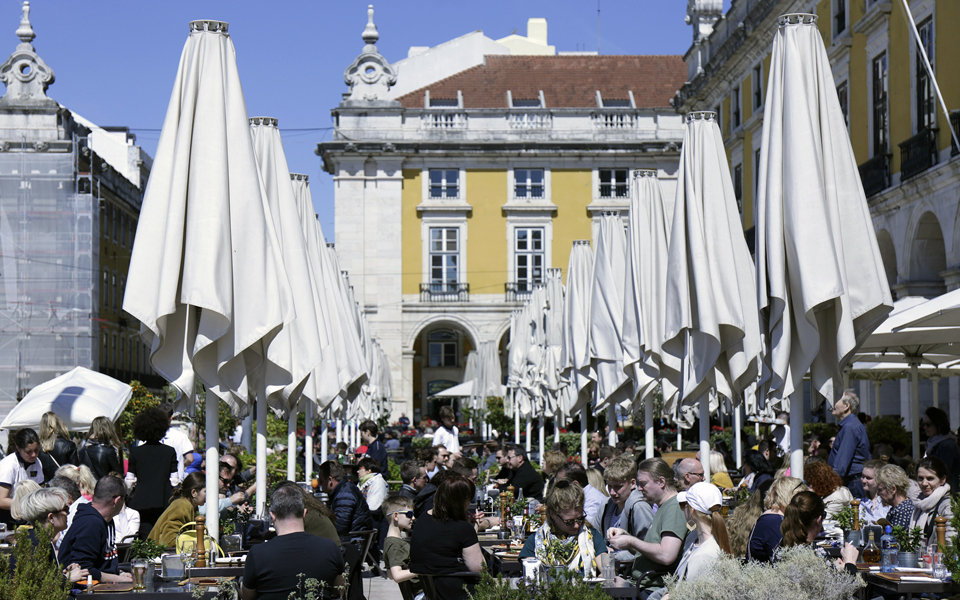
[922,407,959,493]
[12,487,88,583]
[518,480,608,577]
[126,407,179,538]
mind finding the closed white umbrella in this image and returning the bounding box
[622,170,674,458]
[590,213,630,413]
[756,14,896,477]
[123,20,295,529]
[663,111,762,482]
[561,240,595,464]
[0,367,131,432]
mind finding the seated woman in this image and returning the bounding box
[708,452,733,490]
[910,457,956,548]
[804,460,852,519]
[148,472,206,547]
[780,491,858,574]
[739,451,773,494]
[11,487,88,583]
[409,473,483,600]
[747,477,806,562]
[519,480,607,577]
[675,482,730,579]
[875,464,914,528]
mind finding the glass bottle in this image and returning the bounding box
[862,531,881,564]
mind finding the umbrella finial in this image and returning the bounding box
[778,13,818,26]
[249,116,278,128]
[362,5,379,46]
[188,20,229,34]
[290,173,309,182]
[685,111,717,123]
[634,169,658,179]
[16,2,34,44]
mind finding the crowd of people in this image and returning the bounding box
[1,389,959,600]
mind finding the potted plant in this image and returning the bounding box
[832,504,860,545]
[0,526,71,600]
[130,538,167,586]
[469,567,608,600]
[891,525,924,568]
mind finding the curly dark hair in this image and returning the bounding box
[133,407,170,443]
[804,460,843,497]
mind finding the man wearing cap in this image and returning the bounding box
[674,482,728,581]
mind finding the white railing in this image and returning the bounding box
[420,112,468,130]
[593,112,638,130]
[508,112,553,130]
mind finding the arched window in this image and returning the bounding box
[427,329,458,368]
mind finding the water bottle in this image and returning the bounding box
[880,525,899,573]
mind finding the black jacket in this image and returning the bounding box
[57,503,117,580]
[38,436,79,481]
[78,441,123,480]
[414,483,437,519]
[507,461,544,501]
[327,478,372,538]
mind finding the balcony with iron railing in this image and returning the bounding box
[858,153,890,198]
[899,127,938,181]
[951,111,960,157]
[504,281,544,302]
[419,282,469,302]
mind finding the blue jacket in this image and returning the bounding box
[365,439,389,476]
[328,478,373,538]
[57,502,118,580]
[829,414,870,478]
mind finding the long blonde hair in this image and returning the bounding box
[10,480,41,520]
[39,411,71,453]
[88,416,124,461]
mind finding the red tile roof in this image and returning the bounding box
[396,55,686,109]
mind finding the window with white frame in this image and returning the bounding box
[427,329,458,368]
[916,18,935,132]
[733,164,743,213]
[837,81,849,127]
[732,87,741,129]
[514,227,544,291]
[429,169,459,199]
[753,64,763,109]
[429,227,459,289]
[514,169,544,198]
[598,168,629,198]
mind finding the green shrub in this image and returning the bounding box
[0,525,71,600]
[558,432,583,458]
[411,436,431,449]
[710,428,733,454]
[803,422,838,441]
[387,460,401,490]
[866,416,911,450]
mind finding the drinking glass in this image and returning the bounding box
[131,559,148,591]
[923,543,937,569]
[180,540,196,590]
[933,552,948,580]
[600,553,615,581]
[0,522,7,544]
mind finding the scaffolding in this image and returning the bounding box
[0,139,96,414]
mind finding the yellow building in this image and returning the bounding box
[318,13,687,421]
[675,0,960,428]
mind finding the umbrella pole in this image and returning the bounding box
[699,396,711,483]
[733,402,742,469]
[241,413,253,453]
[539,415,545,467]
[304,404,313,484]
[932,374,941,409]
[911,362,921,460]
[525,416,532,453]
[581,407,588,465]
[514,393,520,445]
[554,417,560,444]
[205,395,220,543]
[607,405,617,446]
[287,411,297,482]
[644,394,654,459]
[789,393,804,481]
[336,419,342,444]
[873,381,882,418]
[676,424,681,452]
[320,417,328,467]
[256,399,268,516]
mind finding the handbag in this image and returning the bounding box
[175,521,224,556]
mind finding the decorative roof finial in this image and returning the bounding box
[362,5,378,46]
[16,2,34,45]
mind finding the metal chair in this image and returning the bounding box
[348,529,380,576]
[397,580,417,600]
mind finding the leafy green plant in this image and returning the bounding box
[485,397,514,435]
[116,380,162,445]
[411,436,431,449]
[802,422,838,441]
[130,537,167,560]
[866,416,911,452]
[709,428,733,455]
[891,525,924,553]
[833,504,857,531]
[469,566,609,600]
[387,460,401,490]
[0,525,71,600]
[664,545,863,600]
[558,433,583,459]
[941,494,960,580]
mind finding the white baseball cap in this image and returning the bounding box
[676,481,723,514]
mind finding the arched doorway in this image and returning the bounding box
[906,211,946,297]
[875,229,898,295]
[411,321,477,422]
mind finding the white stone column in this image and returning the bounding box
[950,376,960,432]
[874,381,882,418]
[931,374,941,409]
[900,379,911,431]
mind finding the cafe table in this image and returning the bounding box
[78,579,227,599]
[860,570,959,600]
[481,544,521,576]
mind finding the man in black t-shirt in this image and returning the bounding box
[242,485,344,600]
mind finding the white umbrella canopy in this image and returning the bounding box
[0,367,131,432]
[755,14,893,414]
[663,112,761,408]
[249,118,325,417]
[590,213,631,413]
[888,289,960,331]
[561,241,595,416]
[123,21,294,416]
[319,243,368,404]
[462,350,480,406]
[475,341,503,411]
[541,269,566,419]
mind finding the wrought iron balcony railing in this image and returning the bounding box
[420,282,469,302]
[858,153,890,198]
[899,127,938,181]
[504,281,544,302]
[951,112,960,156]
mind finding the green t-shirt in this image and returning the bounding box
[384,535,422,594]
[630,495,688,587]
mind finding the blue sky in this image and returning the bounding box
[18,0,718,237]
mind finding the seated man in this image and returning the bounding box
[318,460,372,540]
[57,475,132,583]
[241,485,344,600]
[587,456,654,565]
[399,460,426,503]
[502,445,544,501]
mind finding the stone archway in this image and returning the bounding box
[875,229,898,294]
[904,211,946,297]
[408,318,479,422]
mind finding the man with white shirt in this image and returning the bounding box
[432,406,460,456]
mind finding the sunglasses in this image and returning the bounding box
[554,513,587,527]
[389,510,415,519]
